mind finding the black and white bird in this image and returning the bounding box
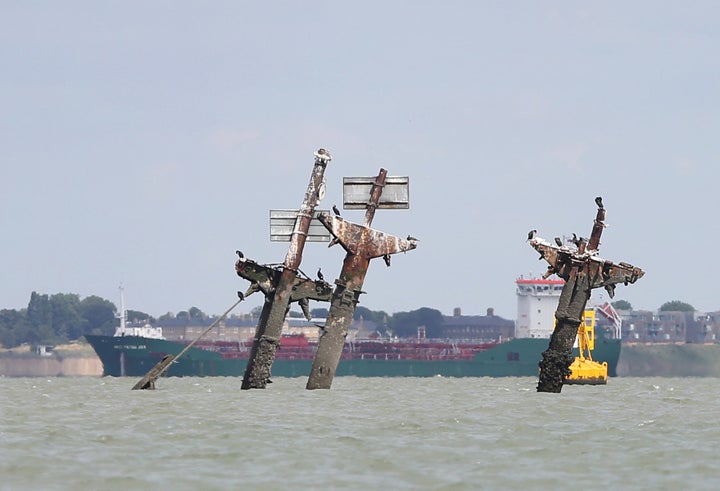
[314,148,331,159]
[595,196,604,209]
[332,204,341,216]
[317,268,324,281]
[527,229,537,241]
[571,233,581,246]
[407,235,418,241]
[554,237,563,247]
[235,250,244,259]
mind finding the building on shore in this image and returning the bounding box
[130,302,720,346]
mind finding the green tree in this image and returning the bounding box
[188,307,205,319]
[659,300,695,312]
[310,307,329,318]
[26,292,55,343]
[49,293,85,341]
[0,309,30,348]
[158,312,176,322]
[612,299,632,311]
[80,296,117,335]
[127,310,155,324]
[389,308,444,338]
[354,306,389,324]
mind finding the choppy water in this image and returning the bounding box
[1,376,719,491]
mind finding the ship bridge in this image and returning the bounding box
[515,277,565,339]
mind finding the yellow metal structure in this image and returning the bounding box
[565,309,608,385]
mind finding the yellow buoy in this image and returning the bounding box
[565,309,608,385]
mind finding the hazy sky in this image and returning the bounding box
[2,2,719,320]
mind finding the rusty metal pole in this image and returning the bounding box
[241,148,331,389]
[306,169,418,390]
[529,197,644,393]
[361,169,385,228]
[305,169,387,389]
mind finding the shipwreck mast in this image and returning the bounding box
[527,196,644,393]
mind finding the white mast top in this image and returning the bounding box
[118,285,127,333]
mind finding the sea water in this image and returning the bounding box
[1,376,718,491]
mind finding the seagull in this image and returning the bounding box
[383,254,391,267]
[554,237,563,247]
[332,204,341,216]
[317,268,324,281]
[407,235,418,241]
[595,196,604,209]
[527,229,537,241]
[236,250,244,259]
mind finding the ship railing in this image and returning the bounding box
[343,352,478,361]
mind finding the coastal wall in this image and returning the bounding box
[616,343,720,377]
[0,356,102,377]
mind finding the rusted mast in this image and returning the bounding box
[528,197,644,393]
[306,169,417,389]
[241,148,331,389]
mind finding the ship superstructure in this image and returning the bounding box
[114,286,163,339]
[515,277,564,339]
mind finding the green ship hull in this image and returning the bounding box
[85,335,621,378]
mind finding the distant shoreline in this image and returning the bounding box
[616,343,720,377]
[2,342,720,377]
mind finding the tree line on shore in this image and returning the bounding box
[0,291,450,348]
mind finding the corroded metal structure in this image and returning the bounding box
[132,297,244,390]
[239,149,332,389]
[306,169,417,390]
[528,197,644,393]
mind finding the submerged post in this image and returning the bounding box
[131,296,244,390]
[306,169,417,389]
[240,149,332,389]
[528,197,644,393]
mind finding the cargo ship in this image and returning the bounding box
[85,279,621,378]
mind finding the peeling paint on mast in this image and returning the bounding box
[240,148,331,390]
[306,168,417,390]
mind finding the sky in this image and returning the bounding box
[2,2,719,321]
